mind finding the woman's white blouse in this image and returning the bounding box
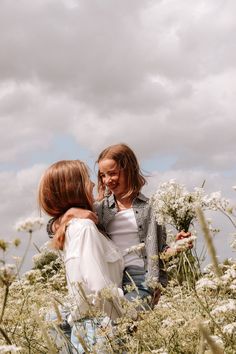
[63,218,124,323]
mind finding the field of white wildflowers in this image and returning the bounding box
[0,181,236,354]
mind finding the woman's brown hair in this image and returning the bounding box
[38,160,93,249]
[97,143,147,200]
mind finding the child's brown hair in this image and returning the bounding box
[97,143,147,200]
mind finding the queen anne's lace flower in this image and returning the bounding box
[223,322,236,335]
[123,242,145,256]
[150,180,230,233]
[162,318,175,327]
[150,180,206,231]
[211,299,236,316]
[0,263,17,286]
[196,277,218,292]
[221,268,236,283]
[16,217,44,233]
[203,191,230,211]
[170,235,197,251]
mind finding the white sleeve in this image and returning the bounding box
[79,222,117,291]
[65,219,124,322]
[66,219,121,292]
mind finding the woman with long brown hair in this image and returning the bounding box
[38,159,124,353]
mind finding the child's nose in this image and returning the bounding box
[105,175,112,184]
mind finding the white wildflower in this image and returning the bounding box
[0,345,22,353]
[229,283,236,292]
[32,248,59,269]
[170,235,197,251]
[16,216,44,233]
[211,299,236,315]
[160,248,177,260]
[221,268,236,283]
[203,263,215,275]
[223,322,236,335]
[223,258,235,266]
[162,318,175,328]
[196,277,218,291]
[0,263,17,286]
[203,191,230,211]
[150,180,214,232]
[123,242,145,256]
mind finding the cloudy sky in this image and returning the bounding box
[0,0,235,272]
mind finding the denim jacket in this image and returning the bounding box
[95,193,168,287]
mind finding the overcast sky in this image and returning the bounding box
[0,0,235,272]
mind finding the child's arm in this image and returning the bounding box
[46,208,99,237]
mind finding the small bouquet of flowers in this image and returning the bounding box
[150,179,206,233]
[150,179,224,286]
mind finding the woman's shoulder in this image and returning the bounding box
[66,218,103,248]
[67,218,97,233]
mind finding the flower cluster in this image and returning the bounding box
[1,255,236,352]
[123,242,145,256]
[202,191,230,212]
[0,263,17,287]
[32,246,60,270]
[150,180,206,232]
[16,216,44,233]
[170,234,197,252]
[211,299,236,316]
[1,199,236,353]
[150,179,231,233]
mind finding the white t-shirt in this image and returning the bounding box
[107,209,144,268]
[63,218,124,323]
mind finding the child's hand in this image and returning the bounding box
[175,230,193,249]
[62,207,99,224]
[175,230,191,240]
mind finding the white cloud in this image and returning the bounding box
[0,164,46,231]
[0,164,49,272]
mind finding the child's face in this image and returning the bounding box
[99,158,127,198]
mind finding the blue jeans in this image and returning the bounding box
[122,266,153,309]
[71,318,105,353]
[48,267,152,352]
[47,308,106,353]
[46,308,74,354]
